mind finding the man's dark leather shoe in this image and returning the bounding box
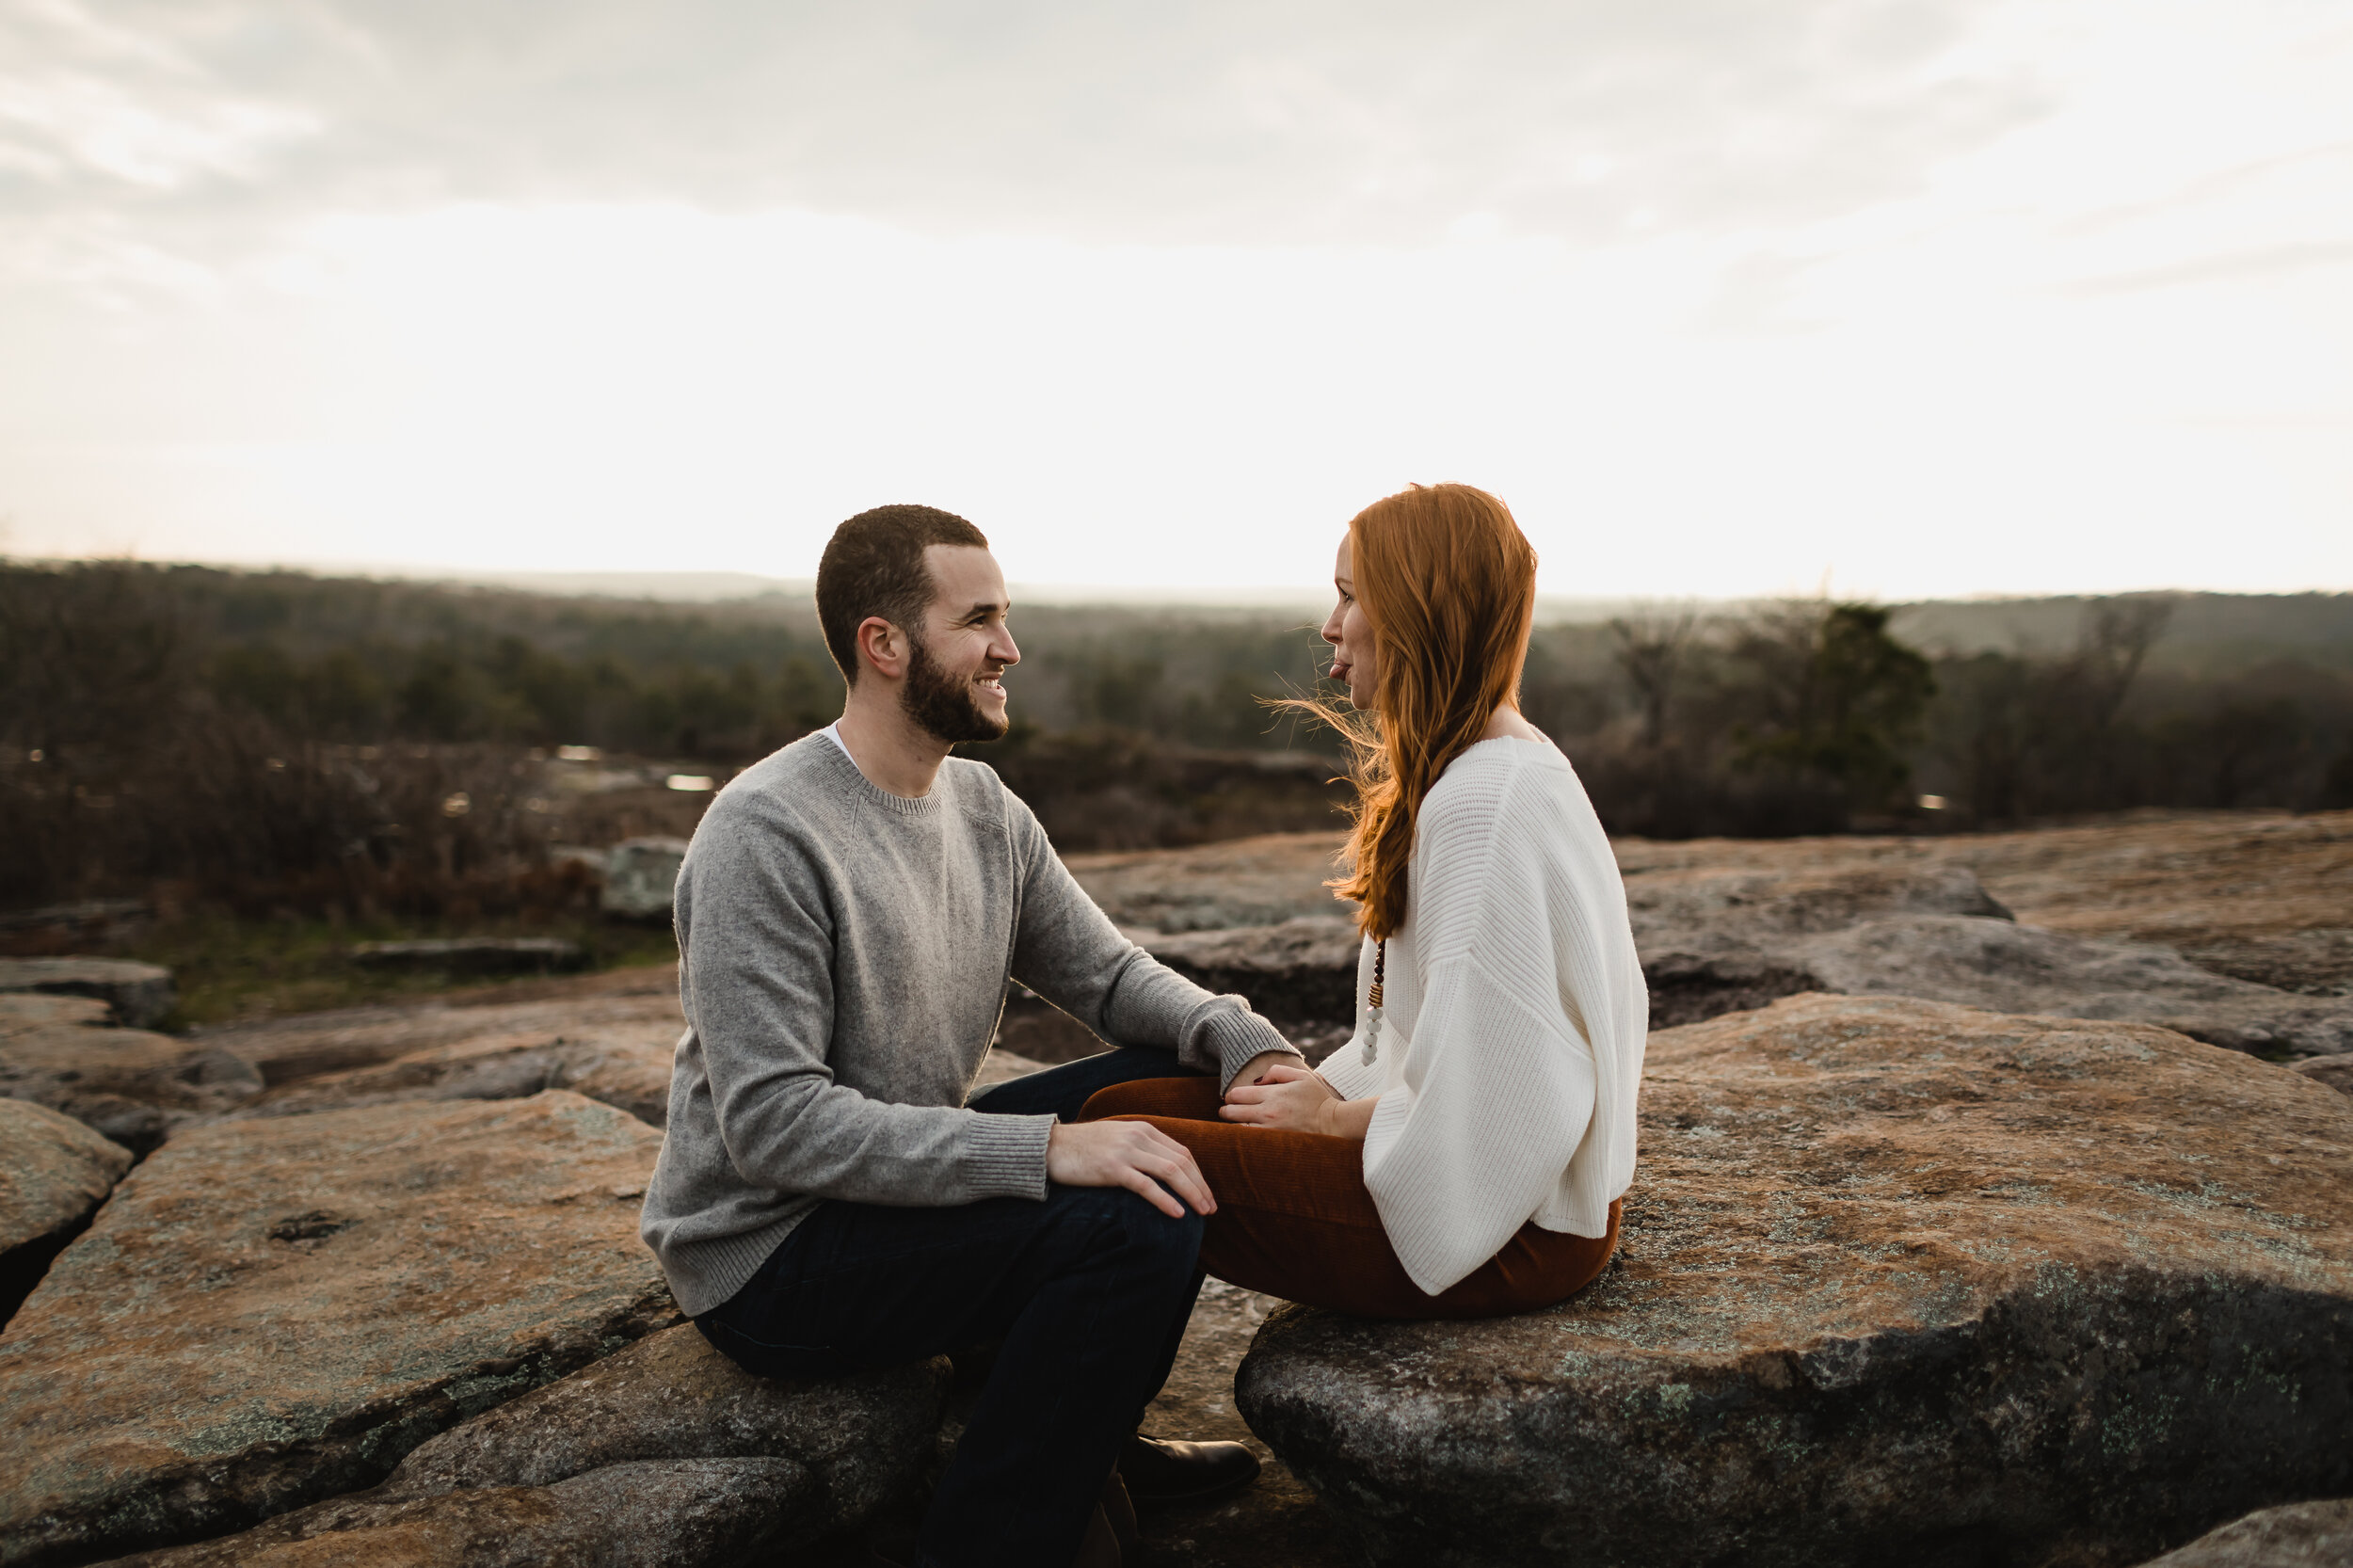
[1119,1433,1261,1506]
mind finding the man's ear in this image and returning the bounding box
[855,616,909,681]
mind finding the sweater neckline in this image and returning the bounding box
[805,730,947,817]
[1453,734,1567,764]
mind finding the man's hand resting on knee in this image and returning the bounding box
[1047,1121,1218,1219]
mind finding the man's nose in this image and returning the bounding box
[994,628,1022,666]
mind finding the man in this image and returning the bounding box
[641,504,1304,1568]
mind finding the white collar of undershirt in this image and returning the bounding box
[820,720,853,761]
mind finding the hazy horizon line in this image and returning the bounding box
[7,554,2346,617]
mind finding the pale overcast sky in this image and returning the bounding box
[2,0,2348,598]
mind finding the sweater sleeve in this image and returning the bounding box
[1004,800,1303,1091]
[682,805,1053,1207]
[1359,769,1612,1295]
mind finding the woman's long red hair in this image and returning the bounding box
[1305,483,1539,941]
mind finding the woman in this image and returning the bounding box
[1080,482,1646,1315]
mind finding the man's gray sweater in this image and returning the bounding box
[640,732,1301,1318]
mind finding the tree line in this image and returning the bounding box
[2,560,2347,911]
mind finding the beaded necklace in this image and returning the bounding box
[1360,939,1386,1064]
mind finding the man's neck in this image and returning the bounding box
[834,693,952,799]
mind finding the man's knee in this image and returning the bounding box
[1054,1185,1205,1279]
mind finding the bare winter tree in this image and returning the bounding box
[2080,597,2173,728]
[1608,607,1699,747]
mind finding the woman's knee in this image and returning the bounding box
[1080,1077,1221,1124]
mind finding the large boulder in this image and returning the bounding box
[1237,994,2353,1568]
[1149,917,1361,1025]
[600,837,690,920]
[0,994,262,1154]
[226,1026,677,1127]
[1065,831,1352,934]
[2135,1499,2353,1567]
[1610,813,2353,1000]
[1797,916,2353,1056]
[0,1091,678,1567]
[1159,863,2353,1056]
[0,956,176,1030]
[347,938,588,977]
[0,1097,131,1326]
[96,1326,951,1567]
[1626,864,2012,1026]
[196,969,687,1092]
[2295,1057,2353,1098]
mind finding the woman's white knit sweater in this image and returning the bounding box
[1315,737,1648,1296]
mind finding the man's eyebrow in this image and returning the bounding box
[955,600,1009,622]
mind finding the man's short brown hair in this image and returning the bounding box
[815,504,991,684]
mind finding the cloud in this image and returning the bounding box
[0,0,2052,259]
[2062,238,2353,295]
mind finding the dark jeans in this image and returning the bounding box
[696,1048,1209,1568]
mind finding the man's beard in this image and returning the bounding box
[902,632,1009,744]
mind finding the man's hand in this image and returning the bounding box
[1224,1049,1303,1099]
[1047,1120,1217,1219]
[1218,1064,1341,1135]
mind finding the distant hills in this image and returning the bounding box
[340,567,2353,674]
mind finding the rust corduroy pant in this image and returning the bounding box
[1078,1077,1619,1320]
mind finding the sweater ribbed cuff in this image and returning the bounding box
[1314,1039,1383,1100]
[965,1112,1057,1201]
[1196,1002,1305,1094]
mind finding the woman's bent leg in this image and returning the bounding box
[1080,1079,1619,1320]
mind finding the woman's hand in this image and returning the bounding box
[1220,1064,1346,1136]
[1225,1050,1301,1097]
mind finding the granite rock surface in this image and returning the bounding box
[382,1322,944,1525]
[2136,1499,2353,1567]
[0,1091,677,1567]
[1066,833,1353,934]
[600,836,690,920]
[1610,811,2353,998]
[0,993,261,1153]
[1237,994,2353,1568]
[0,1096,131,1260]
[1795,915,2353,1055]
[2294,1057,2353,1097]
[1148,917,1361,1025]
[1625,863,2012,1026]
[96,1326,951,1568]
[0,1096,131,1325]
[1123,858,2353,1056]
[89,1459,815,1568]
[195,973,683,1087]
[0,957,177,1030]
